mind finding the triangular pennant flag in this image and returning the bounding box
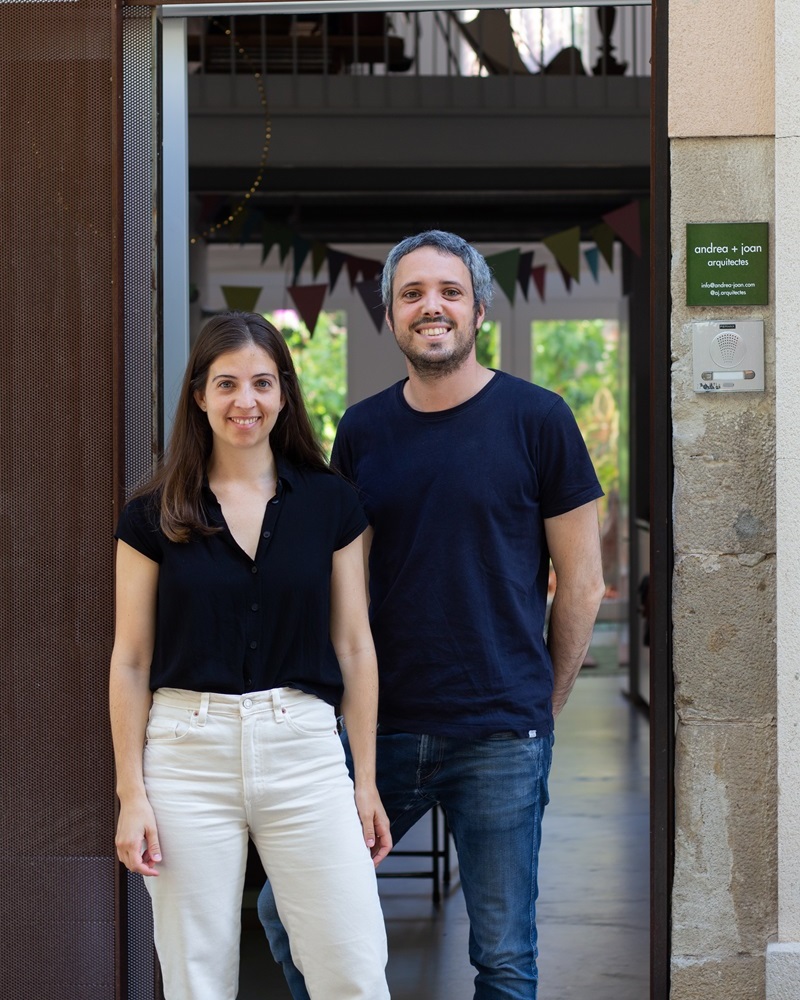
[589,222,615,271]
[584,246,601,282]
[355,278,386,334]
[359,257,384,281]
[287,283,328,338]
[261,226,276,265]
[310,241,328,279]
[556,262,573,292]
[227,210,247,245]
[532,265,547,302]
[485,249,520,305]
[517,251,534,301]
[345,254,363,289]
[276,225,293,263]
[221,285,263,313]
[639,197,651,236]
[602,200,642,257]
[344,255,384,287]
[239,207,263,246]
[327,249,347,292]
[292,235,311,284]
[542,226,581,282]
[261,220,289,265]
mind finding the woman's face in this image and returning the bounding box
[194,343,284,454]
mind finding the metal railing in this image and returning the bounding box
[188,5,651,79]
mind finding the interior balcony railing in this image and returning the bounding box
[187,5,651,82]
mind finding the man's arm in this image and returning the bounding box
[544,499,606,718]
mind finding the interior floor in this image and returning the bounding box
[239,637,649,999]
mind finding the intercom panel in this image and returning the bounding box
[691,320,764,393]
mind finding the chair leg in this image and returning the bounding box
[431,804,441,906]
[375,804,451,905]
[442,809,451,888]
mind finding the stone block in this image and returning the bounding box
[671,954,766,1000]
[672,404,775,555]
[672,722,777,959]
[767,942,800,1000]
[673,553,776,720]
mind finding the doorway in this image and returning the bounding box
[120,2,671,996]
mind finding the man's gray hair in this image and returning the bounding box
[381,230,495,313]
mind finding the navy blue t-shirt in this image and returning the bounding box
[331,371,603,738]
[114,459,367,705]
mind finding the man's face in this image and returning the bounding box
[386,246,485,378]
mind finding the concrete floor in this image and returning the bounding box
[238,668,650,999]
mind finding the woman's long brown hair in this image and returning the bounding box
[135,311,329,542]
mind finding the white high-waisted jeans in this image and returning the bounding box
[143,686,389,1000]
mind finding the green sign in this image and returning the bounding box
[686,222,769,306]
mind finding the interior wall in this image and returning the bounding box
[668,2,777,998]
[0,1,123,996]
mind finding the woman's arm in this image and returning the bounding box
[330,532,392,866]
[109,540,162,876]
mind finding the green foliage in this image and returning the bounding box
[532,319,621,507]
[264,309,347,457]
[476,319,501,369]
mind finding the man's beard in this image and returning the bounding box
[397,315,478,379]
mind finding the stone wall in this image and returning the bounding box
[669,136,777,999]
[669,2,777,996]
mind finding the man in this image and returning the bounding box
[258,230,605,999]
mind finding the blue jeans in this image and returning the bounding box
[258,728,553,1000]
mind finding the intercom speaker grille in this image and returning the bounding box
[710,331,746,369]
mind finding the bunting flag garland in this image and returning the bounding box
[589,222,616,271]
[484,249,520,305]
[287,283,328,338]
[221,285,263,313]
[517,251,534,301]
[602,201,642,257]
[584,246,601,282]
[204,197,648,331]
[542,226,581,283]
[532,265,547,302]
[354,278,386,334]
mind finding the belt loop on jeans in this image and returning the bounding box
[196,692,210,726]
[272,687,284,722]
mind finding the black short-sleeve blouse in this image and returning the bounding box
[114,458,368,705]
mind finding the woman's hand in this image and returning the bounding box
[115,793,163,877]
[354,783,393,867]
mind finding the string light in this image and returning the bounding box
[190,20,272,246]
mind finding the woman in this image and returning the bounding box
[110,311,391,1000]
